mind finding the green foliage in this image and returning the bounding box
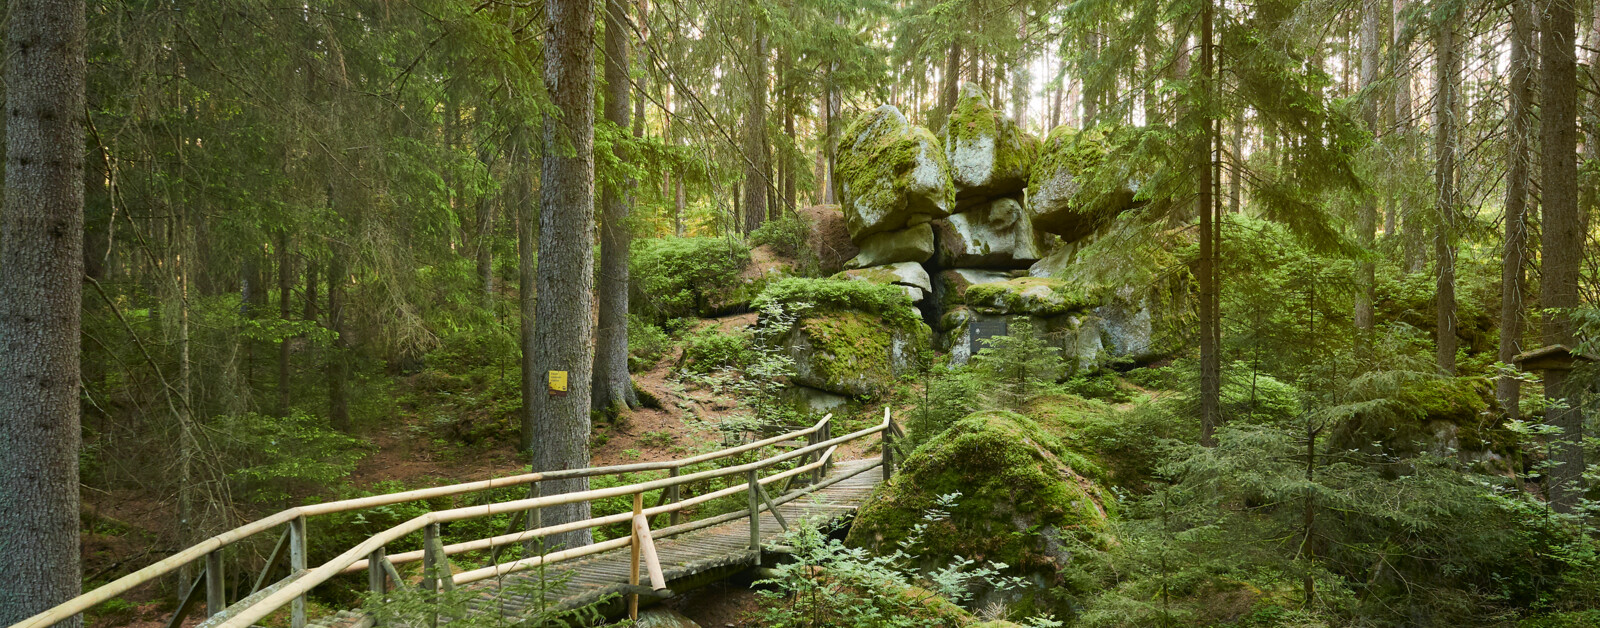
[627,315,672,372]
[212,411,371,505]
[630,236,753,322]
[749,212,812,257]
[970,319,1067,407]
[359,558,613,628]
[752,277,925,331]
[680,328,752,374]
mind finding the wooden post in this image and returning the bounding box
[523,481,542,559]
[820,418,832,476]
[629,492,643,620]
[667,467,681,526]
[367,547,386,628]
[884,415,896,480]
[747,469,761,555]
[204,550,225,617]
[289,515,307,628]
[632,513,666,590]
[423,523,442,628]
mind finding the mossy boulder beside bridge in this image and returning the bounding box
[753,277,931,398]
[834,105,955,240]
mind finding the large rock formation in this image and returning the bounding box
[837,261,933,304]
[942,84,1037,203]
[1027,126,1136,241]
[834,105,954,239]
[753,278,931,397]
[849,222,935,267]
[932,197,1049,269]
[849,410,1112,617]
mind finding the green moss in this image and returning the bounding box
[835,106,954,233]
[944,86,1035,190]
[630,237,752,322]
[797,311,897,392]
[848,411,1111,575]
[965,277,1103,316]
[753,277,926,331]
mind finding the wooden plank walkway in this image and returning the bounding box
[309,458,883,628]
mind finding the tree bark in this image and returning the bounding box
[1353,0,1381,362]
[593,0,640,415]
[939,40,962,130]
[278,230,293,416]
[475,181,497,310]
[516,133,538,451]
[1498,0,1534,421]
[0,1,86,624]
[533,0,598,550]
[1197,0,1220,447]
[1433,11,1459,377]
[742,12,769,234]
[327,250,350,431]
[1394,0,1426,274]
[1539,0,1584,512]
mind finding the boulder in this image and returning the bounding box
[834,105,954,239]
[752,278,932,397]
[837,262,933,304]
[931,268,1015,315]
[848,411,1112,617]
[942,84,1037,201]
[932,197,1050,269]
[634,609,700,628]
[965,277,1102,317]
[781,385,853,414]
[847,222,935,268]
[1027,125,1135,241]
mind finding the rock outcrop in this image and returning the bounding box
[849,222,935,267]
[752,278,931,397]
[932,197,1049,269]
[942,84,1036,203]
[837,261,933,304]
[1027,126,1136,241]
[834,105,954,239]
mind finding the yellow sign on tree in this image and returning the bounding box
[548,370,568,397]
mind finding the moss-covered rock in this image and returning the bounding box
[933,197,1051,270]
[836,261,933,304]
[848,222,936,267]
[835,105,955,239]
[1026,125,1136,241]
[965,277,1102,316]
[1331,375,1503,457]
[932,268,1016,316]
[942,84,1036,201]
[848,411,1112,613]
[753,277,932,397]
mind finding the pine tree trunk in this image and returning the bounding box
[327,250,350,432]
[278,230,293,416]
[1395,0,1426,274]
[742,14,769,234]
[939,40,962,129]
[1197,0,1220,447]
[1539,0,1584,512]
[1011,8,1029,125]
[516,135,538,451]
[533,0,598,550]
[593,0,639,415]
[1354,0,1381,362]
[476,186,497,310]
[0,1,86,623]
[1498,0,1534,420]
[1433,12,1459,376]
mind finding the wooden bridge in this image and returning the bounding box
[10,411,908,628]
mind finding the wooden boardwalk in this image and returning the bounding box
[308,458,883,627]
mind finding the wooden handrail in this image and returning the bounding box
[9,414,836,628]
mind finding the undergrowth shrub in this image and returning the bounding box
[628,314,672,372]
[680,328,752,374]
[631,236,752,322]
[749,211,811,257]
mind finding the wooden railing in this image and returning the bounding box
[12,409,905,628]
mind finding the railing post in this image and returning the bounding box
[747,469,761,557]
[628,492,643,620]
[367,547,386,628]
[883,416,896,481]
[204,550,225,617]
[822,418,833,475]
[423,523,442,628]
[667,467,681,526]
[289,515,307,628]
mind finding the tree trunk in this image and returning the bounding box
[327,250,350,431]
[939,40,962,129]
[278,230,293,416]
[1433,11,1459,376]
[1083,32,1100,125]
[516,133,538,451]
[1395,0,1426,274]
[0,1,86,624]
[533,0,598,550]
[1539,0,1583,512]
[593,0,640,415]
[1197,0,1220,447]
[1498,0,1534,421]
[1353,0,1381,362]
[742,14,769,235]
[476,183,497,310]
[1011,8,1030,126]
